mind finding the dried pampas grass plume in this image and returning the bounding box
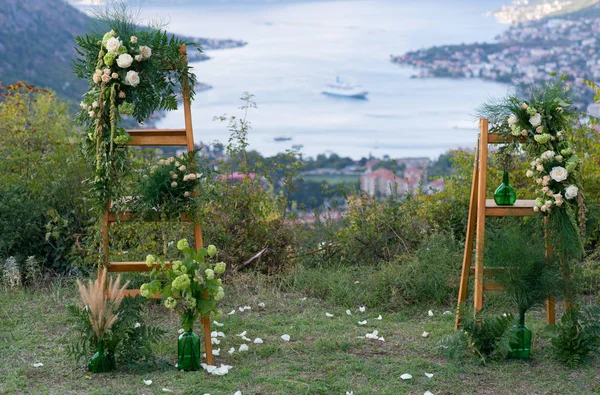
[77,268,130,340]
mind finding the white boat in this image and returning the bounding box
[322,77,368,99]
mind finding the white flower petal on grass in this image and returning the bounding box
[378,337,385,342]
[442,311,452,315]
[346,309,352,316]
[400,373,412,380]
[228,310,235,315]
[213,364,232,375]
[347,391,354,395]
[422,331,430,338]
[358,320,367,325]
[359,306,366,313]
[241,336,252,342]
[143,379,153,385]
[376,315,382,320]
[425,372,434,378]
[424,392,434,395]
[32,363,43,367]
[281,334,291,341]
[428,310,434,317]
[212,348,220,356]
[134,322,141,328]
[228,347,235,355]
[217,331,225,337]
[162,389,173,393]
[365,330,379,339]
[258,302,266,308]
[235,391,242,395]
[243,306,252,311]
[254,338,264,344]
[178,328,184,334]
[213,320,224,327]
[299,297,307,301]
[354,281,360,284]
[205,365,217,373]
[211,331,218,338]
[325,312,334,318]
[239,344,249,352]
[211,338,220,345]
[236,331,247,337]
[238,307,245,312]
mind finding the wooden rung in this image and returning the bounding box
[126,129,188,146]
[487,133,527,144]
[107,261,172,272]
[104,289,162,299]
[483,281,504,291]
[485,199,536,217]
[107,212,192,223]
[468,267,506,276]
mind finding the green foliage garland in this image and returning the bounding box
[478,76,585,267]
[73,17,199,212]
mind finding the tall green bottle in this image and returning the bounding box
[508,312,532,359]
[494,171,517,206]
[178,329,201,371]
[88,340,112,373]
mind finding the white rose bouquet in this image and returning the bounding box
[73,18,201,213]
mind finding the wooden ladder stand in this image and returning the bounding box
[100,45,214,365]
[454,118,556,329]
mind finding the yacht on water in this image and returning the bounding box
[322,77,368,99]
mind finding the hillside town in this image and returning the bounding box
[391,3,600,105]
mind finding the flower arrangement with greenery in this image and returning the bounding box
[479,75,584,266]
[128,151,209,220]
[73,12,199,212]
[140,239,226,331]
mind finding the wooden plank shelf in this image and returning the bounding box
[106,261,172,272]
[126,128,188,146]
[485,199,536,217]
[487,133,527,144]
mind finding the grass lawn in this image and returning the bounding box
[1,273,599,395]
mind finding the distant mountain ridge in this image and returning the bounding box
[0,0,245,102]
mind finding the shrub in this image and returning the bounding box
[1,257,22,289]
[550,304,600,366]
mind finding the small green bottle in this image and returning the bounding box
[178,329,201,371]
[494,171,517,206]
[508,312,532,359]
[88,340,112,373]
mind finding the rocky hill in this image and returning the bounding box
[0,0,245,102]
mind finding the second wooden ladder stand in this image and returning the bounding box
[100,45,214,365]
[454,118,556,329]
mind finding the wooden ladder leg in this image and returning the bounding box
[202,315,213,365]
[100,202,110,290]
[474,119,489,319]
[455,154,479,329]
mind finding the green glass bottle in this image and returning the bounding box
[88,340,112,373]
[508,313,532,359]
[178,329,201,371]
[494,171,517,206]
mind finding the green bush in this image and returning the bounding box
[0,185,45,258]
[550,304,600,366]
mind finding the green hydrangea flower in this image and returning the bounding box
[205,269,215,280]
[118,45,128,55]
[172,260,185,276]
[103,52,117,67]
[526,107,537,116]
[561,148,573,156]
[177,239,189,251]
[186,297,197,308]
[534,134,551,145]
[140,283,152,298]
[114,134,131,145]
[215,286,225,301]
[172,274,191,291]
[118,102,135,116]
[145,254,156,267]
[214,262,226,274]
[207,244,217,257]
[566,160,578,173]
[164,297,177,310]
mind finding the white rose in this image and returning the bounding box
[521,103,529,110]
[541,150,555,161]
[565,185,578,200]
[549,166,568,182]
[545,200,553,208]
[536,126,543,134]
[555,155,563,162]
[187,173,197,180]
[536,178,543,184]
[92,101,99,108]
[521,130,528,136]
[179,165,186,172]
[533,206,540,212]
[508,114,518,126]
[536,165,544,172]
[542,186,549,193]
[184,191,190,197]
[529,113,542,127]
[171,181,178,188]
[105,37,121,53]
[526,170,534,178]
[124,70,140,87]
[135,54,143,62]
[88,110,95,118]
[130,36,138,44]
[116,53,133,68]
[139,46,152,59]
